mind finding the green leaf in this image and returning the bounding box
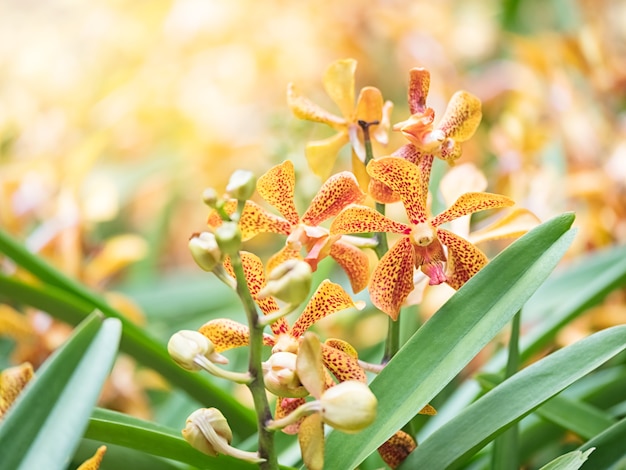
[85,408,257,470]
[0,312,121,470]
[324,213,576,469]
[538,448,595,470]
[0,274,256,438]
[578,416,626,468]
[403,325,626,469]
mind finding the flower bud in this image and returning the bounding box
[258,259,312,306]
[202,188,219,208]
[319,381,377,433]
[263,352,308,398]
[215,222,242,256]
[167,330,225,371]
[226,170,256,201]
[182,408,233,457]
[189,232,222,272]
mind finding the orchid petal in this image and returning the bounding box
[0,363,34,419]
[287,83,345,129]
[408,68,431,114]
[369,237,416,320]
[323,58,356,120]
[437,228,488,290]
[331,205,410,236]
[267,244,303,274]
[301,172,366,226]
[324,338,359,358]
[329,240,370,293]
[218,200,291,240]
[257,161,300,226]
[290,280,361,338]
[439,139,463,164]
[470,208,541,245]
[354,86,384,123]
[206,199,236,231]
[368,177,400,204]
[296,332,326,399]
[299,413,325,470]
[440,163,488,206]
[366,157,428,224]
[431,192,514,227]
[198,319,251,352]
[378,430,417,470]
[275,396,306,435]
[0,305,34,340]
[436,90,482,142]
[351,151,370,192]
[305,132,350,181]
[372,100,394,146]
[391,143,424,165]
[77,446,107,470]
[321,344,367,383]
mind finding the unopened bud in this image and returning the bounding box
[182,408,233,457]
[168,330,225,371]
[258,259,312,306]
[215,222,242,256]
[189,232,222,272]
[183,408,265,463]
[319,381,377,433]
[263,352,308,398]
[226,170,256,201]
[202,188,219,208]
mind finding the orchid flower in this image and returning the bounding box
[208,160,371,293]
[331,155,514,319]
[287,58,393,187]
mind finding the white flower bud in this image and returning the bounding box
[168,330,223,371]
[258,259,312,306]
[182,408,232,457]
[215,222,242,256]
[263,352,308,398]
[189,232,221,272]
[226,170,256,201]
[319,381,377,433]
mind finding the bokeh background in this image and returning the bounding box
[1,0,626,421]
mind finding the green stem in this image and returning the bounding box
[491,310,521,469]
[358,120,399,363]
[230,253,278,470]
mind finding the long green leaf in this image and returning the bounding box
[324,213,576,469]
[538,448,595,470]
[0,229,257,437]
[0,312,121,470]
[85,408,257,470]
[578,416,626,468]
[404,325,626,469]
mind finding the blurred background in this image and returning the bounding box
[1,0,625,422]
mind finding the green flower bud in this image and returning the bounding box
[258,259,312,306]
[215,222,242,256]
[189,232,222,272]
[263,352,308,398]
[202,188,219,208]
[226,170,256,201]
[320,381,377,433]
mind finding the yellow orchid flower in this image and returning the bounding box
[208,160,371,293]
[331,156,514,319]
[287,58,393,186]
[393,67,482,164]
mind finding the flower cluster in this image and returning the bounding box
[169,59,536,470]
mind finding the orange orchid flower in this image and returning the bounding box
[287,58,393,186]
[331,156,514,319]
[208,160,371,293]
[393,67,482,164]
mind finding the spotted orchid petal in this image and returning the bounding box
[305,132,351,181]
[370,237,416,320]
[209,200,292,241]
[351,151,370,192]
[368,177,400,204]
[267,244,303,275]
[287,83,345,129]
[275,396,306,435]
[323,58,356,120]
[324,338,358,358]
[329,240,370,293]
[331,205,410,236]
[408,68,431,114]
[257,161,300,226]
[299,413,325,470]
[301,172,366,226]
[470,208,541,245]
[198,318,274,352]
[378,430,417,470]
[0,362,34,419]
[77,446,107,470]
[321,344,366,383]
[367,157,429,224]
[436,90,482,142]
[431,192,514,227]
[437,228,489,290]
[290,280,363,338]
